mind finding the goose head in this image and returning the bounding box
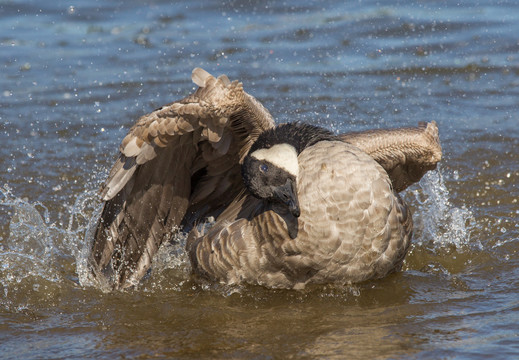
[242,123,335,218]
[242,142,300,218]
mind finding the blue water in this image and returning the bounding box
[1,0,518,358]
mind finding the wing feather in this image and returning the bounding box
[90,68,274,289]
[340,121,442,192]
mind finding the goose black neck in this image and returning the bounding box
[250,123,336,154]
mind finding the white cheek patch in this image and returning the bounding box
[251,143,299,178]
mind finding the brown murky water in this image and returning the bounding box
[1,1,518,358]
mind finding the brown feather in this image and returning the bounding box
[339,121,442,192]
[91,68,275,289]
[188,142,415,288]
[90,68,441,290]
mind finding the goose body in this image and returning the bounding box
[189,138,411,288]
[89,68,441,290]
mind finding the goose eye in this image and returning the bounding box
[259,164,269,173]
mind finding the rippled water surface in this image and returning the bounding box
[1,0,518,358]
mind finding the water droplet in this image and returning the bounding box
[453,170,459,180]
[20,63,31,71]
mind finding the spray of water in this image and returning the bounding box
[408,167,477,249]
[0,184,101,309]
[1,185,59,290]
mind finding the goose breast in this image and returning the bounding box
[293,140,411,284]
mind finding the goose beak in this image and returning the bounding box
[273,178,300,218]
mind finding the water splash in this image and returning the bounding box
[0,184,101,310]
[0,164,477,304]
[0,179,197,299]
[75,197,104,290]
[1,185,59,281]
[408,167,477,249]
[141,233,192,292]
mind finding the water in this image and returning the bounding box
[1,0,518,358]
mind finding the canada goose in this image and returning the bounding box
[89,68,442,290]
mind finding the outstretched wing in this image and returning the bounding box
[340,121,442,193]
[90,68,275,289]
